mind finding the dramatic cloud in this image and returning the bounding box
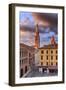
[32,13,58,27]
[20,12,58,34]
[20,31,35,46]
[19,12,58,46]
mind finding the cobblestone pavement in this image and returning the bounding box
[25,67,58,77]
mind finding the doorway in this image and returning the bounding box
[20,68,23,78]
[25,66,27,73]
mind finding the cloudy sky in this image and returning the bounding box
[19,12,58,47]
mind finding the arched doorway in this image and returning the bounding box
[25,66,27,73]
[20,68,23,77]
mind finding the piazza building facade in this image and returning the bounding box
[38,44,58,73]
[38,36,58,73]
[20,43,35,77]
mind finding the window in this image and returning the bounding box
[20,68,23,77]
[56,50,57,54]
[51,56,53,60]
[56,56,58,60]
[41,56,43,60]
[29,53,31,57]
[24,58,27,64]
[51,50,53,54]
[41,62,43,65]
[41,50,44,54]
[20,60,21,66]
[46,62,48,65]
[46,56,48,60]
[51,62,53,66]
[46,50,48,54]
[20,50,21,57]
[56,62,58,66]
[21,60,23,64]
[25,66,27,73]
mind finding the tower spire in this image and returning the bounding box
[34,23,40,49]
[35,23,38,32]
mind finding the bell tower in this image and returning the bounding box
[50,36,56,45]
[34,24,40,49]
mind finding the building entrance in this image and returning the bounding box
[20,68,23,77]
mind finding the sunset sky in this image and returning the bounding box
[19,12,58,47]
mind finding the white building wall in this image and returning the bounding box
[35,49,40,66]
